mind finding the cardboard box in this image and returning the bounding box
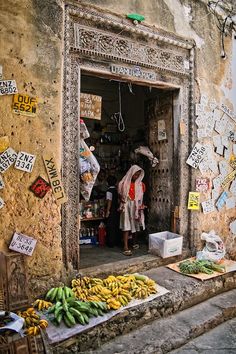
[149,231,183,258]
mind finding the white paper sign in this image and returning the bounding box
[233,144,236,155]
[186,143,206,169]
[224,145,232,160]
[216,144,224,156]
[0,197,4,209]
[195,103,204,116]
[200,95,208,107]
[214,115,228,134]
[195,115,205,127]
[213,108,223,121]
[0,80,18,95]
[197,128,207,139]
[219,160,229,177]
[9,232,37,256]
[201,199,215,214]
[230,220,236,235]
[157,120,167,141]
[230,179,236,195]
[222,135,229,148]
[0,175,4,189]
[208,159,218,174]
[226,197,236,209]
[0,147,18,173]
[220,103,236,123]
[212,188,220,201]
[209,99,217,110]
[14,151,36,173]
[213,175,224,190]
[199,158,209,174]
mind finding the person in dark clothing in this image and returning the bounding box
[105,175,120,247]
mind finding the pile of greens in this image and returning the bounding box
[179,259,225,275]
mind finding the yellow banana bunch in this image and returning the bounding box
[89,284,103,294]
[25,326,40,336]
[107,297,121,310]
[33,299,52,311]
[38,319,48,329]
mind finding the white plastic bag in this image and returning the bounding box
[196,230,225,262]
[80,140,100,201]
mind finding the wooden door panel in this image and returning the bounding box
[146,94,174,232]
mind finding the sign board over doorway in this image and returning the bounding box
[80,93,102,120]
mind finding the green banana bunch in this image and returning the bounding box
[45,286,75,303]
[47,297,108,328]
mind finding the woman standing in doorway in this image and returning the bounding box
[118,165,146,256]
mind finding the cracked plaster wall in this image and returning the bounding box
[0,0,235,296]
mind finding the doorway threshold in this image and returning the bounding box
[79,249,190,278]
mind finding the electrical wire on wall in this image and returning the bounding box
[110,82,125,132]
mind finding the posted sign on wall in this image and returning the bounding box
[43,155,67,205]
[0,80,18,95]
[0,147,18,173]
[9,232,37,256]
[13,94,37,116]
[80,93,102,120]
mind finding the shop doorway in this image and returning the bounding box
[79,73,178,269]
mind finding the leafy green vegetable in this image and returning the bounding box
[179,259,225,275]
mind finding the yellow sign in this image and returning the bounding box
[229,155,236,170]
[43,155,67,205]
[221,170,236,188]
[13,94,37,116]
[188,192,200,210]
[0,136,9,153]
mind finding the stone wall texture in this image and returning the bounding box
[0,0,235,295]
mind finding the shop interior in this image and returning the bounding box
[79,73,166,268]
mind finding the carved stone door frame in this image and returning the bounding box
[62,2,196,269]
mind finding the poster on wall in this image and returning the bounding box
[30,176,51,198]
[195,177,210,192]
[0,147,18,173]
[43,155,67,205]
[80,93,102,120]
[0,136,9,153]
[14,151,36,173]
[187,192,200,210]
[216,191,228,210]
[9,232,37,256]
[186,143,206,169]
[13,94,37,116]
[0,80,18,95]
[157,120,167,141]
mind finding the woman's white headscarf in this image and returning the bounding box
[118,165,145,225]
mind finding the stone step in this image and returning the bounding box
[51,266,236,353]
[92,288,236,354]
[79,250,190,279]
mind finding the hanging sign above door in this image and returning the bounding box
[80,93,102,120]
[110,64,157,81]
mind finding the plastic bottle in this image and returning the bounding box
[98,222,106,247]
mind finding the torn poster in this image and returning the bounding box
[196,177,211,192]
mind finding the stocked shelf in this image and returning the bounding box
[81,217,104,222]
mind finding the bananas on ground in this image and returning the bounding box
[33,299,52,311]
[45,285,74,303]
[18,307,48,335]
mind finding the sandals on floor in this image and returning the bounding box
[133,244,140,250]
[123,250,132,256]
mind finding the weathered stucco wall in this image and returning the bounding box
[0,0,64,296]
[0,0,235,297]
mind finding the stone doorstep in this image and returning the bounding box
[78,249,190,279]
[50,266,236,353]
[92,288,236,354]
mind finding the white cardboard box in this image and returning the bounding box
[149,231,183,258]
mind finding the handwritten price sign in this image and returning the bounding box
[9,232,37,256]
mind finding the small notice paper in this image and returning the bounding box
[188,192,200,210]
[15,151,36,173]
[196,177,210,193]
[9,232,37,256]
[43,155,67,205]
[158,120,167,141]
[0,80,18,95]
[0,175,4,189]
[201,199,215,214]
[0,147,18,173]
[80,93,102,120]
[186,143,206,169]
[0,197,4,209]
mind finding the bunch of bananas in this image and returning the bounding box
[71,273,157,310]
[17,307,48,336]
[33,299,52,311]
[47,296,107,328]
[45,285,74,303]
